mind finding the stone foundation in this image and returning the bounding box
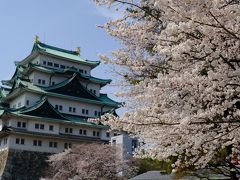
[0,149,51,180]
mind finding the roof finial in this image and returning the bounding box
[34,35,39,44]
[76,47,81,55]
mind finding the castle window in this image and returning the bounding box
[83,130,87,135]
[69,107,72,112]
[64,143,72,149]
[106,132,110,137]
[33,140,42,146]
[79,129,82,134]
[35,123,44,130]
[17,122,21,127]
[43,61,46,65]
[33,140,37,146]
[86,109,89,115]
[54,142,57,148]
[94,111,97,116]
[82,109,85,114]
[35,124,39,129]
[97,132,100,137]
[98,112,101,116]
[54,63,59,68]
[84,70,87,74]
[49,125,54,131]
[93,90,96,94]
[16,138,20,144]
[49,142,58,148]
[21,139,25,145]
[38,79,41,84]
[73,107,76,113]
[93,131,96,136]
[55,105,59,110]
[59,105,63,111]
[52,82,55,85]
[65,128,68,133]
[47,62,53,66]
[26,100,29,106]
[42,80,46,85]
[60,65,65,69]
[22,122,26,128]
[17,121,26,128]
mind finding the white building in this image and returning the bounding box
[0,37,120,153]
[111,133,139,157]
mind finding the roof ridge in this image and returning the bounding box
[36,41,79,55]
[44,73,100,100]
[19,96,69,120]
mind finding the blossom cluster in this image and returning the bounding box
[95,0,240,170]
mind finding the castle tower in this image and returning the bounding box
[0,38,119,154]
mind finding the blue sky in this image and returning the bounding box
[0,0,124,114]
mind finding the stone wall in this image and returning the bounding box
[0,149,51,180]
[0,150,8,178]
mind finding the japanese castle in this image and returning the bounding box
[0,37,119,153]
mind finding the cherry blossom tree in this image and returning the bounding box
[94,0,240,175]
[42,143,137,180]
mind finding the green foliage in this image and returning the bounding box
[137,156,177,175]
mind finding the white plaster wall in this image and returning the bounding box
[50,75,68,86]
[9,117,28,129]
[48,96,102,117]
[29,71,51,87]
[100,129,112,141]
[24,92,41,107]
[9,91,41,108]
[27,119,60,135]
[87,83,100,97]
[31,56,41,65]
[59,125,101,138]
[8,134,65,153]
[39,55,91,75]
[0,136,10,150]
[9,93,26,108]
[29,71,101,96]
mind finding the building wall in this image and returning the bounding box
[28,71,101,96]
[86,83,100,97]
[48,96,103,117]
[3,117,110,152]
[111,134,138,157]
[24,92,41,107]
[8,90,114,118]
[39,54,92,75]
[0,149,50,180]
[9,93,26,108]
[0,136,9,151]
[31,56,41,65]
[8,134,65,153]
